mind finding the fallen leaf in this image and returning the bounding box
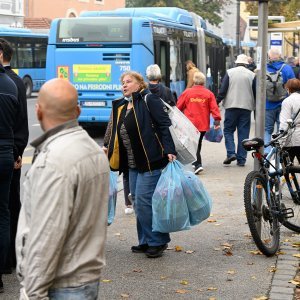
[214,248,221,251]
[175,289,188,294]
[175,245,183,252]
[185,250,195,254]
[250,250,263,255]
[207,219,217,223]
[214,223,221,226]
[221,243,233,248]
[252,296,268,300]
[180,280,189,285]
[284,239,291,242]
[132,269,142,273]
[276,251,286,255]
[269,267,277,273]
[227,270,236,275]
[207,287,218,291]
[289,280,300,285]
[247,262,254,265]
[101,279,112,283]
[120,294,129,298]
[293,254,300,258]
[209,298,217,300]
[160,276,167,280]
[223,248,233,256]
[251,276,257,280]
[197,288,204,292]
[114,233,121,236]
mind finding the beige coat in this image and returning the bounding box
[16,120,110,300]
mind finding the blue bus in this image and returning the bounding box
[0,26,48,98]
[46,7,226,126]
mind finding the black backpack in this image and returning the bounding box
[266,64,287,102]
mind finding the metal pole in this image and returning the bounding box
[254,0,269,171]
[236,0,241,55]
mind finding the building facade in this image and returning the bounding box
[0,0,23,27]
[24,0,125,19]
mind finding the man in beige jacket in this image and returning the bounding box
[16,79,110,300]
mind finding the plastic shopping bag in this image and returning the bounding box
[108,171,118,226]
[204,126,223,143]
[152,161,191,233]
[181,170,212,226]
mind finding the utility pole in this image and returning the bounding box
[254,0,269,171]
[236,0,241,56]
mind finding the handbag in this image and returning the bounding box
[108,171,118,226]
[204,126,223,143]
[145,95,200,165]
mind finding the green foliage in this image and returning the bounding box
[244,0,299,22]
[125,0,232,26]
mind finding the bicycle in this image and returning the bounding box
[242,118,300,256]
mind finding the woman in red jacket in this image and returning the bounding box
[177,71,221,174]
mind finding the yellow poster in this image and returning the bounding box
[73,64,111,83]
[57,66,69,80]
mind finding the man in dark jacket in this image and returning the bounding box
[0,38,29,273]
[146,64,176,106]
[0,44,19,293]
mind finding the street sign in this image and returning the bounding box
[270,32,283,53]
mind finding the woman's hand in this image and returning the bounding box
[167,154,176,162]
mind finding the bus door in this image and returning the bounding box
[154,40,170,88]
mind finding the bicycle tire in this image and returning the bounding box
[281,173,300,233]
[244,171,280,256]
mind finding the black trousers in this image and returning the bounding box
[123,169,131,206]
[196,132,206,165]
[5,168,21,270]
[286,146,300,165]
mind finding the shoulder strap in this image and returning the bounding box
[274,64,286,82]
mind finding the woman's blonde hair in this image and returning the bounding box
[120,71,148,90]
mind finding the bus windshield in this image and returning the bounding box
[57,18,131,43]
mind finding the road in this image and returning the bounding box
[1,95,300,300]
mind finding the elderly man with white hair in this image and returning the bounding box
[264,48,295,153]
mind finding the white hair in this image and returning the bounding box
[193,71,206,85]
[268,48,281,60]
[146,64,162,81]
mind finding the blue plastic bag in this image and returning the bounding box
[204,126,223,143]
[181,170,212,226]
[152,161,191,233]
[108,171,118,226]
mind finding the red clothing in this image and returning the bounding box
[177,85,221,131]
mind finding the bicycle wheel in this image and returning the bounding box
[244,171,280,256]
[281,173,300,232]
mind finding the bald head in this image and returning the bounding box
[37,79,80,131]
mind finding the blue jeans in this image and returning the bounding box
[265,106,281,153]
[48,281,99,300]
[0,146,14,274]
[223,108,251,164]
[129,168,170,246]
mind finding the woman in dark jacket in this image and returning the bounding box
[103,71,176,258]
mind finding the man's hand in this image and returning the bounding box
[14,156,22,169]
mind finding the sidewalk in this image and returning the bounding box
[1,121,300,300]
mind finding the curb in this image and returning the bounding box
[269,242,300,300]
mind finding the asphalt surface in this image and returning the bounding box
[1,107,300,299]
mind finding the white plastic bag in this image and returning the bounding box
[164,101,200,165]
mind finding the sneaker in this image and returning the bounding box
[125,206,134,215]
[237,162,245,167]
[131,244,149,253]
[223,155,237,165]
[145,244,168,258]
[191,161,197,169]
[194,164,204,174]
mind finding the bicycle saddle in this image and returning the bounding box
[242,137,264,151]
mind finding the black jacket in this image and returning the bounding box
[107,89,176,173]
[148,83,176,106]
[0,64,19,158]
[5,66,29,157]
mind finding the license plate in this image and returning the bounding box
[82,101,106,107]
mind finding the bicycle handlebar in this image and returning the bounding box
[265,122,294,148]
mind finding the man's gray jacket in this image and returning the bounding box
[16,120,110,300]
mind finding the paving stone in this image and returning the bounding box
[273,274,295,281]
[270,286,294,295]
[269,292,294,300]
[276,269,298,276]
[271,279,295,288]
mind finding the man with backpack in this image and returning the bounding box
[265,48,295,153]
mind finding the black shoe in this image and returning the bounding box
[131,244,149,253]
[194,164,204,174]
[0,278,3,293]
[237,162,245,167]
[223,155,237,165]
[145,244,168,258]
[192,161,197,169]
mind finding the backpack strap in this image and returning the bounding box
[275,63,286,82]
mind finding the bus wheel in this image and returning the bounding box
[23,77,33,98]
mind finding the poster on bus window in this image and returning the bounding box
[73,64,111,83]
